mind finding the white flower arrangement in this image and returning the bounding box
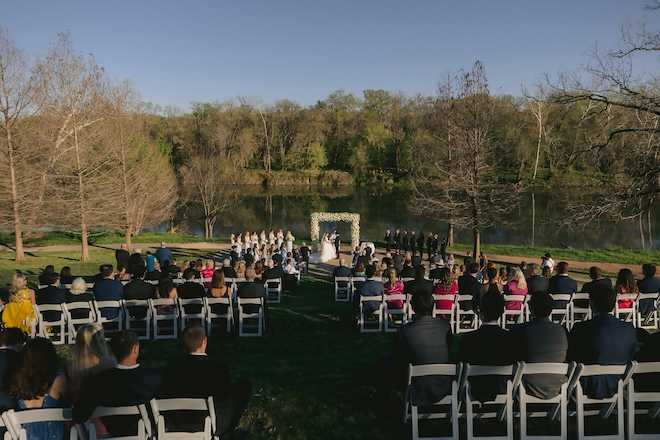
[310,212,360,250]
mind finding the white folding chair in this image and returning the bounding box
[149,397,214,439]
[351,277,366,301]
[401,277,415,283]
[265,278,282,304]
[501,294,527,328]
[358,295,384,333]
[384,294,408,332]
[570,292,592,328]
[615,293,639,327]
[63,301,97,342]
[463,363,522,440]
[94,300,124,338]
[149,298,179,340]
[237,297,264,337]
[405,363,463,440]
[626,361,660,440]
[178,298,206,329]
[432,294,455,329]
[123,300,152,340]
[636,292,659,330]
[204,296,234,335]
[517,362,576,440]
[79,404,152,440]
[2,407,71,440]
[548,294,572,328]
[33,303,67,345]
[569,362,636,440]
[334,277,352,302]
[454,294,479,334]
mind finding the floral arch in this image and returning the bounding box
[310,212,360,250]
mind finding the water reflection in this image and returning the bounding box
[150,187,659,251]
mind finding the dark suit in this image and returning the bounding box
[264,266,284,282]
[526,275,549,295]
[160,354,251,435]
[402,233,409,253]
[94,278,124,320]
[333,266,352,278]
[548,274,578,308]
[123,279,153,301]
[355,279,384,315]
[36,285,66,321]
[458,274,482,311]
[237,282,269,323]
[399,266,415,279]
[222,267,237,279]
[384,231,391,252]
[178,281,206,299]
[578,277,613,308]
[510,318,569,399]
[568,313,637,399]
[0,348,19,411]
[73,366,162,436]
[394,315,453,405]
[411,255,422,268]
[66,292,95,320]
[637,276,660,313]
[459,324,515,402]
[409,234,416,256]
[393,254,404,271]
[404,279,433,296]
[115,249,130,269]
[429,268,443,280]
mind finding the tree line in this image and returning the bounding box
[1,5,658,261]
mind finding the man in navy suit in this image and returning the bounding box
[525,263,549,295]
[548,262,578,309]
[237,268,269,325]
[354,264,384,316]
[73,330,162,436]
[568,284,638,399]
[36,272,66,322]
[458,262,483,311]
[93,265,124,320]
[637,263,660,314]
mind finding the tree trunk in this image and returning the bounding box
[124,225,134,254]
[81,224,90,262]
[473,228,481,260]
[7,131,25,261]
[447,222,454,247]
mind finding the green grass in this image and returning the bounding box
[0,231,228,248]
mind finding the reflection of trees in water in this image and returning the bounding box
[159,186,659,250]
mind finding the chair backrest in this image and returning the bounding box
[149,397,214,438]
[3,407,72,440]
[238,297,262,308]
[86,403,152,439]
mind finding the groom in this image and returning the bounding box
[334,233,341,259]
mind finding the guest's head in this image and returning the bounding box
[211,270,226,289]
[110,330,139,364]
[486,267,498,283]
[10,337,58,400]
[245,268,256,282]
[69,277,88,295]
[355,261,365,274]
[366,264,377,279]
[556,262,569,274]
[9,273,28,295]
[182,324,207,354]
[589,266,603,280]
[439,267,452,290]
[0,327,26,350]
[339,258,347,267]
[480,292,505,322]
[71,323,109,374]
[60,266,72,278]
[642,263,657,278]
[590,284,616,314]
[100,264,114,279]
[43,265,55,275]
[157,273,174,298]
[529,291,554,318]
[47,272,60,286]
[414,264,426,280]
[468,262,480,275]
[526,263,539,277]
[411,290,434,316]
[205,260,214,270]
[616,268,638,293]
[508,268,527,290]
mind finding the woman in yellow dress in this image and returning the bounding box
[2,273,36,333]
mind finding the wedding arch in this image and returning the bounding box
[310,212,360,250]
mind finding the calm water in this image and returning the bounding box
[155,186,660,251]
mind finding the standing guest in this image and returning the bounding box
[504,267,528,311]
[72,331,162,437]
[416,231,425,258]
[115,243,130,271]
[285,230,295,254]
[540,253,555,273]
[334,232,341,259]
[384,268,405,310]
[431,234,439,259]
[409,231,417,257]
[548,262,577,308]
[526,263,549,295]
[567,285,637,399]
[402,230,409,254]
[510,292,569,399]
[434,267,458,315]
[426,232,433,261]
[127,249,144,276]
[2,273,35,333]
[11,338,68,440]
[155,242,173,269]
[93,265,124,320]
[299,242,311,273]
[36,272,66,322]
[59,266,75,285]
[614,268,638,310]
[440,238,447,263]
[0,328,26,412]
[638,263,660,315]
[160,325,251,438]
[393,228,400,253]
[384,229,392,253]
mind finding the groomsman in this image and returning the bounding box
[402,230,409,254]
[384,229,392,253]
[417,231,425,258]
[394,229,401,253]
[409,231,416,257]
[426,232,433,261]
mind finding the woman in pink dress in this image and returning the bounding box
[433,267,458,316]
[615,268,638,309]
[384,268,404,309]
[503,267,528,310]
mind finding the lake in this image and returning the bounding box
[158,186,660,251]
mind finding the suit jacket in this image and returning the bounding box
[411,255,422,268]
[123,279,154,301]
[36,285,66,321]
[155,247,173,266]
[178,281,206,299]
[115,249,130,269]
[459,324,515,402]
[429,268,443,280]
[399,266,415,278]
[637,276,660,313]
[333,266,352,278]
[73,365,162,436]
[393,254,404,271]
[394,315,453,405]
[0,348,19,410]
[356,279,384,315]
[264,266,284,281]
[578,277,613,308]
[549,274,578,308]
[458,274,482,311]
[94,278,124,319]
[237,282,268,315]
[404,279,433,296]
[222,267,238,279]
[526,275,549,295]
[568,313,638,399]
[510,318,568,399]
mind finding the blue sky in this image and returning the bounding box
[1,0,653,111]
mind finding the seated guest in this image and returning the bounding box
[353,264,384,317]
[384,268,405,310]
[127,249,144,276]
[145,251,156,273]
[73,331,162,437]
[144,260,161,281]
[11,337,68,439]
[578,266,612,309]
[36,272,66,322]
[510,292,568,399]
[351,261,366,278]
[59,266,75,285]
[167,258,181,275]
[123,266,153,301]
[399,259,415,278]
[177,270,205,299]
[93,265,124,320]
[614,268,638,310]
[201,260,216,288]
[638,263,660,314]
[183,261,200,280]
[333,258,352,278]
[482,267,504,296]
[253,261,265,283]
[567,284,637,399]
[209,270,232,299]
[404,265,433,296]
[429,263,444,281]
[283,258,299,275]
[548,262,578,309]
[237,268,269,325]
[459,292,514,402]
[392,252,404,272]
[634,330,660,391]
[0,328,26,412]
[160,324,252,437]
[235,261,246,279]
[222,259,237,279]
[433,267,458,315]
[264,257,285,281]
[66,277,95,319]
[458,262,482,312]
[503,267,528,311]
[382,252,393,269]
[153,273,178,316]
[38,265,55,286]
[2,273,35,333]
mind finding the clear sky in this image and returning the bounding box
[1,0,654,111]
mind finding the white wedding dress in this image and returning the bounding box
[309,238,336,263]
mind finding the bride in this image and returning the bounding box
[309,233,336,263]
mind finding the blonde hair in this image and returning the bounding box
[509,268,527,290]
[206,259,214,269]
[69,277,88,295]
[9,273,28,295]
[69,323,109,377]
